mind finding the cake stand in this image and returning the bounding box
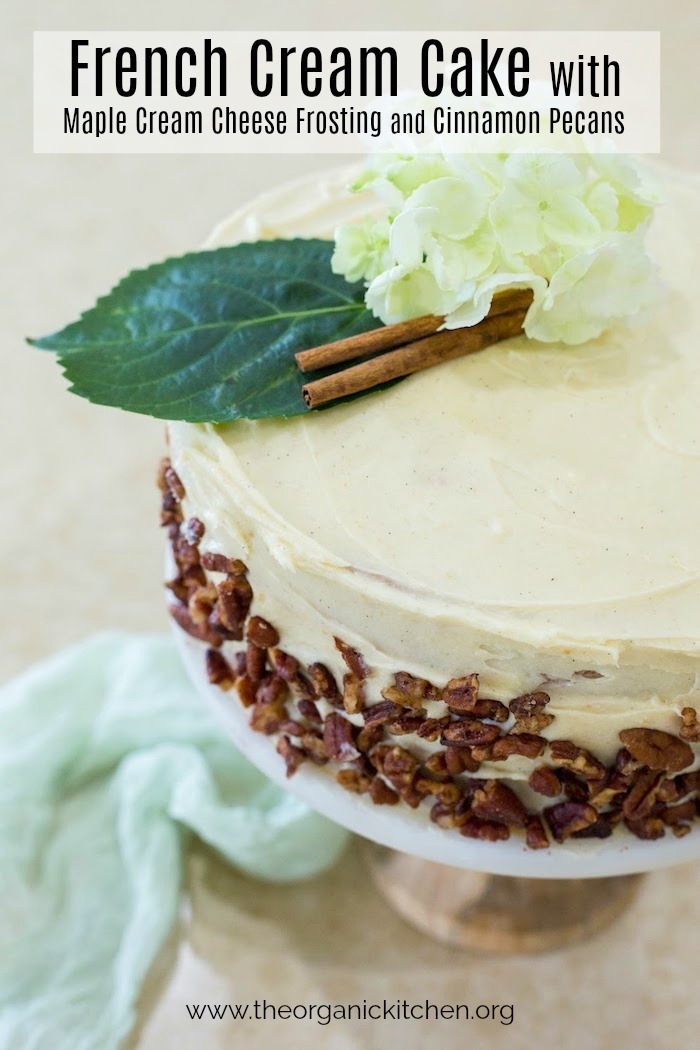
[174,627,699,953]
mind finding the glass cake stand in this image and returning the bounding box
[174,628,697,953]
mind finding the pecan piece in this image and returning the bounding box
[299,731,329,765]
[181,516,205,544]
[200,551,248,575]
[525,816,550,850]
[459,816,510,842]
[336,768,372,793]
[342,673,365,715]
[217,576,253,632]
[509,691,551,719]
[249,688,287,735]
[619,728,693,773]
[163,464,186,501]
[188,582,218,625]
[246,640,267,683]
[444,746,481,775]
[441,720,501,748]
[323,712,360,762]
[415,777,461,806]
[308,663,342,706]
[416,716,451,741]
[625,816,665,840]
[393,671,438,703]
[442,675,479,713]
[680,707,700,742]
[369,778,399,805]
[246,615,280,648]
[549,740,607,782]
[205,649,235,691]
[622,769,665,822]
[334,637,370,680]
[471,780,527,827]
[380,745,419,793]
[430,801,459,828]
[489,733,547,761]
[356,724,384,754]
[276,736,306,777]
[235,675,256,708]
[267,648,299,681]
[544,801,598,842]
[169,602,223,647]
[422,751,451,781]
[363,700,402,730]
[661,799,696,826]
[389,714,426,735]
[528,765,562,798]
[571,815,615,839]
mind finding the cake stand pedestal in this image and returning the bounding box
[360,841,643,953]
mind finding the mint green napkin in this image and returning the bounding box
[0,632,348,1050]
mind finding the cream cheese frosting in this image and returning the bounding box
[168,164,700,766]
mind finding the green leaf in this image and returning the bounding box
[29,239,383,422]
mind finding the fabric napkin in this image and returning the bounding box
[0,632,349,1050]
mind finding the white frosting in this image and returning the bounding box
[169,164,700,763]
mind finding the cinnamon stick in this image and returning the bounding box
[302,307,526,410]
[295,287,533,374]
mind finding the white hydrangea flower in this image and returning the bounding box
[334,147,662,345]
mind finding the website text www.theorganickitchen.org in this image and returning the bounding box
[186,999,514,1026]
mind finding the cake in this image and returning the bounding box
[162,165,700,849]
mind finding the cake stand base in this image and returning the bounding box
[361,840,643,954]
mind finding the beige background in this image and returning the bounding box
[4,2,699,1048]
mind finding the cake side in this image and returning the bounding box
[164,164,700,848]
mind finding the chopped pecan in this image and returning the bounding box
[544,801,598,842]
[415,777,461,805]
[571,815,615,839]
[356,724,384,754]
[416,716,451,741]
[169,601,223,647]
[323,712,360,761]
[278,719,303,737]
[250,689,287,734]
[459,816,510,842]
[393,671,439,703]
[680,707,700,742]
[380,745,420,793]
[246,640,267,683]
[172,533,201,572]
[342,673,365,715]
[472,780,527,827]
[589,773,629,808]
[289,672,315,703]
[336,768,372,793]
[235,675,256,708]
[574,670,604,679]
[422,751,451,781]
[389,714,426,735]
[528,765,562,798]
[363,700,402,730]
[277,736,306,777]
[205,649,235,691]
[181,516,205,544]
[334,637,370,680]
[441,720,501,748]
[163,464,186,501]
[232,651,248,677]
[160,492,183,528]
[509,691,551,719]
[217,577,253,632]
[187,582,218,625]
[255,674,288,706]
[549,740,607,782]
[246,615,280,648]
[207,603,243,642]
[672,824,692,838]
[625,816,665,840]
[661,799,696,826]
[268,648,299,681]
[525,816,549,850]
[299,731,329,765]
[200,551,248,575]
[442,675,479,713]
[622,768,665,822]
[619,728,693,773]
[489,733,547,761]
[369,778,399,805]
[614,747,642,775]
[308,663,342,706]
[296,696,322,725]
[444,746,481,775]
